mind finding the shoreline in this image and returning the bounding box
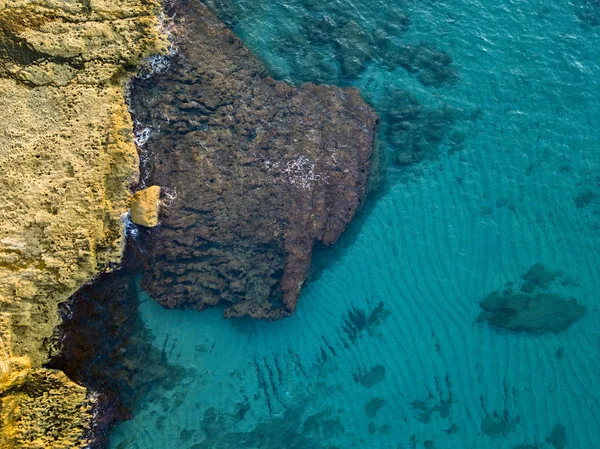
[1,0,378,446]
[0,0,167,446]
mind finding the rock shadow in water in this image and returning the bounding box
[48,247,183,448]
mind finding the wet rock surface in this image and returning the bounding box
[129,0,377,318]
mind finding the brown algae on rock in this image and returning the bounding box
[0,0,167,446]
[130,0,377,319]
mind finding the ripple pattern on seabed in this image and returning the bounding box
[110,0,600,447]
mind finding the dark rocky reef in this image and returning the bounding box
[546,424,567,449]
[477,264,585,334]
[129,0,377,319]
[189,395,344,448]
[206,0,455,87]
[382,87,462,165]
[203,0,469,169]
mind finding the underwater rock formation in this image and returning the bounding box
[478,265,585,334]
[381,43,458,87]
[481,411,520,437]
[130,0,377,319]
[190,396,344,449]
[576,0,600,26]
[520,263,562,292]
[0,0,167,446]
[48,246,182,448]
[364,397,385,418]
[546,424,567,449]
[479,293,584,334]
[383,87,461,165]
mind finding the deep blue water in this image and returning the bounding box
[111,0,600,447]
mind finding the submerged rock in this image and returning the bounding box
[49,248,182,448]
[481,411,520,437]
[130,0,377,319]
[478,291,585,334]
[383,43,458,87]
[383,87,459,165]
[364,397,385,418]
[546,424,567,449]
[354,364,386,388]
[336,20,375,79]
[573,189,599,208]
[521,263,562,292]
[478,263,585,334]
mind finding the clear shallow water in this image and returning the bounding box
[110,0,600,448]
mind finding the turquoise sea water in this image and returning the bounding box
[110,0,600,447]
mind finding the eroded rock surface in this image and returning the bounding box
[130,0,377,318]
[0,0,166,446]
[130,185,161,227]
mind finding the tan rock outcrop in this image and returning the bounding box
[0,0,167,446]
[130,185,161,227]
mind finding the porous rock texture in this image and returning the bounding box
[130,185,161,227]
[0,0,166,446]
[130,0,378,319]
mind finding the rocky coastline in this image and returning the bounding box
[0,0,167,446]
[1,0,377,446]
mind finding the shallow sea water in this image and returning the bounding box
[110,0,600,447]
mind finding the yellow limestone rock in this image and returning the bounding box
[0,0,168,446]
[130,185,161,227]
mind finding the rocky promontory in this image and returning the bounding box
[130,0,378,319]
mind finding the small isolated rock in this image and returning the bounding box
[130,186,161,227]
